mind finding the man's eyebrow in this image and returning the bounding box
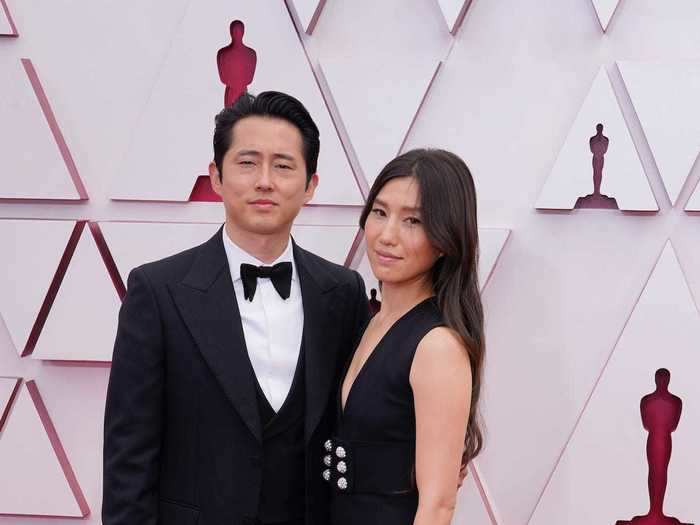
[236,149,261,156]
[273,153,296,161]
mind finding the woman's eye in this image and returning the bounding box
[405,217,421,225]
[371,208,386,217]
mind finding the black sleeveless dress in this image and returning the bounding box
[323,297,444,525]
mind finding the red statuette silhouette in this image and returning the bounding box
[575,123,619,209]
[616,368,693,525]
[217,20,257,107]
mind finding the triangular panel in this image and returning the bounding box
[530,242,700,524]
[0,0,18,36]
[0,59,86,200]
[32,224,121,361]
[0,220,78,356]
[291,224,358,266]
[0,381,89,517]
[536,67,657,211]
[114,2,361,205]
[619,61,700,206]
[319,55,441,188]
[100,222,220,283]
[288,0,326,34]
[0,377,20,432]
[437,0,472,34]
[687,182,700,211]
[590,0,622,32]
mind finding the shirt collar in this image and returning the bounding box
[222,228,297,283]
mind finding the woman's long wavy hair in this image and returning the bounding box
[359,148,485,464]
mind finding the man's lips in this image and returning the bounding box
[249,199,277,206]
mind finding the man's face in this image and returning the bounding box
[210,116,318,236]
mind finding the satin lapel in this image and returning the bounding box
[169,229,262,442]
[294,244,343,444]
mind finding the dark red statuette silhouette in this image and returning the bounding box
[616,368,693,525]
[190,20,258,202]
[217,20,257,107]
[575,123,619,210]
[368,288,381,316]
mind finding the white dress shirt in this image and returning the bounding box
[222,229,304,412]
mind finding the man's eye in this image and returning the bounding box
[239,160,255,166]
[276,164,292,170]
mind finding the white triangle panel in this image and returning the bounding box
[291,224,358,266]
[319,56,441,188]
[0,377,20,432]
[0,220,78,356]
[32,224,121,361]
[437,0,471,34]
[530,242,700,524]
[590,0,622,31]
[0,0,17,36]
[479,228,510,291]
[536,67,657,211]
[100,222,220,283]
[0,59,83,199]
[114,1,361,205]
[289,0,325,34]
[619,61,700,206]
[0,381,88,517]
[453,464,496,524]
[687,183,700,211]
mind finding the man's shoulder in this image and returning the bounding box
[130,241,207,286]
[294,244,361,288]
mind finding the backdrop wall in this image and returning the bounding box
[1,0,699,523]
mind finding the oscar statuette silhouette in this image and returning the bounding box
[616,369,692,525]
[217,20,257,107]
[575,123,619,209]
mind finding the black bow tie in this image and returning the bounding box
[240,262,292,301]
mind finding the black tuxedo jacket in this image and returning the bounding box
[102,227,369,525]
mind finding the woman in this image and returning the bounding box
[323,149,484,525]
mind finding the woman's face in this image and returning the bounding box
[364,176,441,288]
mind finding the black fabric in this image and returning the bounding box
[255,340,307,524]
[240,261,293,301]
[102,226,370,525]
[328,298,445,525]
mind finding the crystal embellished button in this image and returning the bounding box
[322,469,331,481]
[337,477,348,490]
[335,446,346,459]
[324,440,333,452]
[324,455,332,467]
[337,461,347,474]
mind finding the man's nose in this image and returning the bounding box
[255,164,273,190]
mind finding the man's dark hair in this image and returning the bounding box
[212,91,320,184]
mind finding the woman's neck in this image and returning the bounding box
[376,277,434,322]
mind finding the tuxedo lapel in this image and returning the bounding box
[170,227,262,442]
[294,243,344,444]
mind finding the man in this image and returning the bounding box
[102,91,369,525]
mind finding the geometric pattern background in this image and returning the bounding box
[1,0,700,523]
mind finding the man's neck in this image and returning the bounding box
[224,221,291,264]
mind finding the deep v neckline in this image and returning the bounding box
[339,297,434,417]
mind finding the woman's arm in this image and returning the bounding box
[410,326,472,525]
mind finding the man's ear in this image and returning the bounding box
[303,173,319,204]
[209,161,223,197]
